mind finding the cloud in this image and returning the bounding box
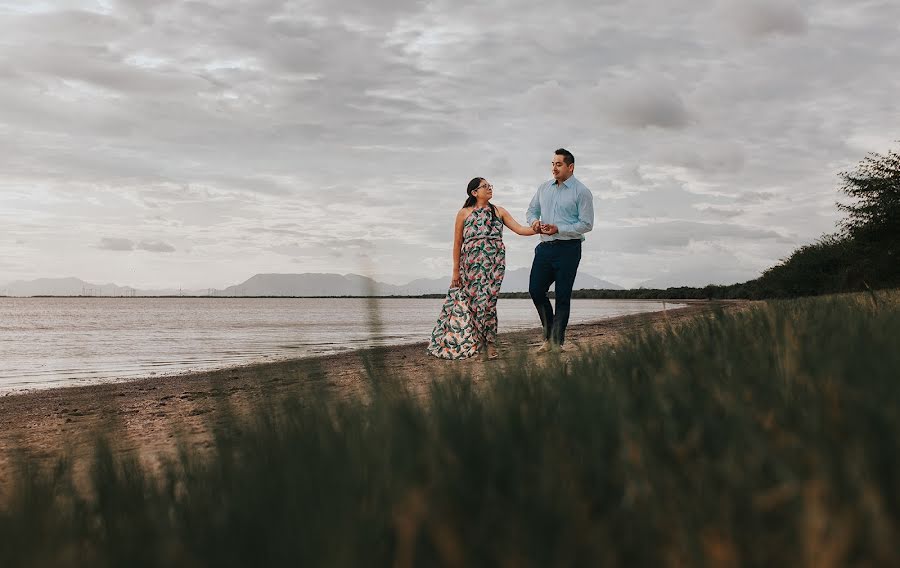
[97,238,175,252]
[736,191,776,204]
[698,207,744,219]
[2,0,898,288]
[637,249,767,287]
[604,81,693,130]
[137,240,176,252]
[594,181,736,223]
[601,221,791,254]
[661,144,746,174]
[98,237,135,251]
[720,1,808,39]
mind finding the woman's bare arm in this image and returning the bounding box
[451,208,468,287]
[498,206,537,236]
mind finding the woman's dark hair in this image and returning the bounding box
[463,177,497,222]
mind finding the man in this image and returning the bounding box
[526,148,594,352]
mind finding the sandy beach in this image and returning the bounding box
[0,300,746,484]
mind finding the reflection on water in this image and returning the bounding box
[0,298,683,391]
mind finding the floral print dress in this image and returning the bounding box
[427,206,506,359]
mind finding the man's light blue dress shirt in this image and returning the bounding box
[526,176,594,242]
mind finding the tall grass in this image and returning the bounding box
[2,292,899,566]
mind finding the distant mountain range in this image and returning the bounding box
[0,277,208,297]
[396,268,622,296]
[1,270,622,297]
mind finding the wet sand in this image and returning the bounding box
[0,300,748,486]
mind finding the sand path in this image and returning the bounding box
[0,300,747,487]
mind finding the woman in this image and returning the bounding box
[427,177,538,360]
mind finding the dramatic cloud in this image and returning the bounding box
[2,0,898,289]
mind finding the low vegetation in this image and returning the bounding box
[2,291,898,566]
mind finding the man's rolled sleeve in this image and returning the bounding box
[526,190,542,225]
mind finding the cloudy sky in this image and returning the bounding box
[1,0,897,289]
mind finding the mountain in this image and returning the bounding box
[502,267,623,293]
[396,268,621,295]
[1,271,622,297]
[0,277,203,297]
[217,273,403,296]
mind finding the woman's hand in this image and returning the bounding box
[451,270,461,288]
[540,223,559,235]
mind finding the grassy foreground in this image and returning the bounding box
[2,292,899,567]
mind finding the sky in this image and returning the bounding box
[1,0,898,289]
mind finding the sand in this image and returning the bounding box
[0,300,748,486]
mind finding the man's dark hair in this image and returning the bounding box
[555,148,575,166]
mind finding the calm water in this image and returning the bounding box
[0,298,683,392]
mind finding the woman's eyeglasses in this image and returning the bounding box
[477,183,493,191]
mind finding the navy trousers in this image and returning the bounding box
[529,239,582,345]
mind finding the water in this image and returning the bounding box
[0,297,682,392]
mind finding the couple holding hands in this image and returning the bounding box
[427,148,594,360]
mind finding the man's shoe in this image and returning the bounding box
[535,341,552,353]
[559,343,577,353]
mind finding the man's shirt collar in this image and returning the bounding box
[553,176,576,189]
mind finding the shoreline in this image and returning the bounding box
[0,300,747,484]
[0,297,693,395]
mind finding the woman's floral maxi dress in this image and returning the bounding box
[427,206,505,359]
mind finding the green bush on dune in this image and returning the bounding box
[1,291,899,567]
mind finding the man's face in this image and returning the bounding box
[552,155,574,182]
